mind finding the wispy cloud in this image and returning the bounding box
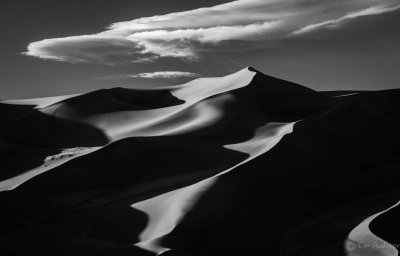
[24,35,156,65]
[293,4,400,35]
[102,71,200,80]
[24,0,400,65]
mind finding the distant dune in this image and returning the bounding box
[0,67,399,256]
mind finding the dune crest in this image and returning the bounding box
[0,68,255,190]
[133,121,295,254]
[345,201,400,256]
[0,68,399,256]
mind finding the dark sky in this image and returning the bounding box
[1,0,399,99]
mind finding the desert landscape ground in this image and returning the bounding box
[0,67,399,256]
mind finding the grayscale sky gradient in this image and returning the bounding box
[1,0,399,99]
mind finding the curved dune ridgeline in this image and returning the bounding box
[0,67,399,255]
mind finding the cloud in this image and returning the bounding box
[107,0,284,33]
[103,71,200,79]
[25,0,400,65]
[126,21,280,59]
[127,21,280,44]
[293,4,400,35]
[25,35,156,64]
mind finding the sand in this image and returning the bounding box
[0,67,399,256]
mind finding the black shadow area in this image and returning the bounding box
[0,103,109,181]
[0,133,249,256]
[159,90,400,256]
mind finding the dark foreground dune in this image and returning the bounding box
[0,67,399,256]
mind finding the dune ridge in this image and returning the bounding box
[0,67,399,256]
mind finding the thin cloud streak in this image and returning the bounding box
[127,21,280,44]
[293,4,400,35]
[102,71,200,80]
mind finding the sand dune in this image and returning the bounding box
[345,201,399,256]
[0,67,399,256]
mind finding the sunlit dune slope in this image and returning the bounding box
[0,67,399,256]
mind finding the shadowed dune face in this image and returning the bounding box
[0,107,109,187]
[0,111,109,148]
[0,103,37,125]
[154,91,400,256]
[43,87,186,116]
[0,68,399,256]
[370,202,400,246]
[346,201,400,256]
[0,103,106,184]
